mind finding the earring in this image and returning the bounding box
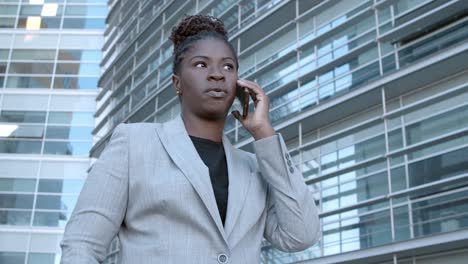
[176,90,181,95]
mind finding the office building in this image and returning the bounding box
[0,0,107,263]
[82,0,468,263]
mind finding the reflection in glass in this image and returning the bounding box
[0,178,36,192]
[48,112,94,125]
[43,141,92,156]
[11,49,56,60]
[0,252,25,263]
[53,76,98,89]
[0,140,42,154]
[0,194,34,209]
[58,49,101,61]
[28,253,58,264]
[62,18,105,29]
[38,179,84,193]
[2,124,44,139]
[0,111,46,123]
[9,62,54,74]
[33,211,69,228]
[412,190,468,237]
[0,210,31,225]
[408,147,468,190]
[35,194,78,211]
[6,76,52,88]
[55,62,99,75]
[406,104,468,146]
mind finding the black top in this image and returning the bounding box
[189,135,229,225]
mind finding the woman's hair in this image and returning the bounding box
[169,14,239,74]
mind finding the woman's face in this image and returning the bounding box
[173,38,238,120]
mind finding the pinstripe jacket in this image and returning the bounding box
[60,115,321,263]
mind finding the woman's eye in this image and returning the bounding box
[195,62,206,68]
[223,64,234,71]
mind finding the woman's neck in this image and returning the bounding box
[181,112,225,143]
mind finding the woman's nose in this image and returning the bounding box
[207,67,225,81]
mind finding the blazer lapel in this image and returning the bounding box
[223,136,252,240]
[155,116,227,244]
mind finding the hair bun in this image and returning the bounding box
[169,15,228,50]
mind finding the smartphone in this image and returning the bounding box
[236,83,249,118]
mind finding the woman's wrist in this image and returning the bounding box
[251,125,276,140]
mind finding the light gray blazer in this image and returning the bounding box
[60,115,321,263]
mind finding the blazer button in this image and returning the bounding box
[287,159,292,166]
[289,167,294,173]
[218,253,229,263]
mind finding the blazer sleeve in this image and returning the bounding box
[253,133,321,252]
[60,123,129,264]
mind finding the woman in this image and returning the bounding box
[61,15,320,263]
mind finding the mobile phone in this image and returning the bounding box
[236,83,249,118]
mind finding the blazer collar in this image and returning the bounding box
[155,115,251,246]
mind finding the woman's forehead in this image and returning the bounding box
[185,38,236,60]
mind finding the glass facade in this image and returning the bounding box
[0,0,107,263]
[74,0,468,263]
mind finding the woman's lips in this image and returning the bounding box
[206,89,227,98]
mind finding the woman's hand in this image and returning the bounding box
[231,79,276,140]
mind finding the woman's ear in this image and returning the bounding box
[172,74,182,95]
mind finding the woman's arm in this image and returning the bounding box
[60,124,129,263]
[254,134,321,252]
[232,79,321,252]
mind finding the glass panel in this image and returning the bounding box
[58,49,101,61]
[0,252,26,263]
[0,178,36,192]
[393,205,411,241]
[33,211,69,228]
[0,17,16,28]
[49,94,96,111]
[40,160,89,179]
[45,125,93,140]
[408,147,468,189]
[5,76,52,88]
[2,124,45,139]
[0,111,47,123]
[38,179,84,193]
[8,62,54,74]
[0,49,9,60]
[412,190,468,237]
[0,140,42,154]
[48,112,94,125]
[399,20,468,67]
[59,34,102,49]
[2,94,49,110]
[53,76,98,89]
[0,4,19,15]
[17,17,61,29]
[28,253,57,264]
[35,194,77,210]
[11,49,56,61]
[43,141,91,156]
[62,18,105,29]
[391,166,407,192]
[322,171,388,212]
[0,210,31,225]
[19,4,63,16]
[55,62,99,75]
[0,194,34,209]
[388,128,404,151]
[406,104,468,145]
[64,5,107,16]
[13,33,59,49]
